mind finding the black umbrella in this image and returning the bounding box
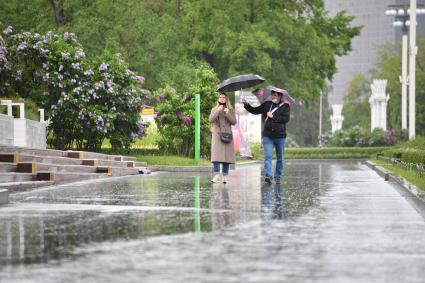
[217,74,265,92]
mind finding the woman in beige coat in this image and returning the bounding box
[209,93,237,183]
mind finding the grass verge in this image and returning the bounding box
[372,159,425,192]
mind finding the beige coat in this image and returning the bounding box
[209,107,237,164]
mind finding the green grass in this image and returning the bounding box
[372,159,425,192]
[135,155,211,166]
[250,143,388,160]
[286,147,388,159]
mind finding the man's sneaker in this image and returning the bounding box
[222,175,228,184]
[275,178,281,184]
[211,174,221,183]
[264,176,272,184]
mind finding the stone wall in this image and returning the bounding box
[25,119,46,149]
[0,113,14,146]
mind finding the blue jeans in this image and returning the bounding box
[213,162,230,175]
[262,137,285,180]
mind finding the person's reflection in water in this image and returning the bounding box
[261,183,285,220]
[210,184,234,230]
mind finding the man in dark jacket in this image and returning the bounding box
[243,89,290,184]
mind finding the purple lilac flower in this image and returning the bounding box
[71,63,80,70]
[39,48,49,57]
[84,69,94,76]
[15,70,22,81]
[176,111,182,118]
[73,87,81,94]
[156,110,164,117]
[17,42,27,51]
[99,63,109,71]
[61,52,70,60]
[75,50,85,59]
[124,69,134,76]
[43,73,50,82]
[94,81,104,89]
[63,32,73,41]
[183,116,191,126]
[156,96,162,103]
[3,26,12,35]
[135,76,145,82]
[43,91,49,96]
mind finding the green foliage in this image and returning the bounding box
[153,63,219,157]
[1,0,362,155]
[183,0,361,103]
[1,0,361,103]
[382,136,425,164]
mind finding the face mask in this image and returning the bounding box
[271,99,278,104]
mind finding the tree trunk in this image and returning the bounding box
[49,0,66,26]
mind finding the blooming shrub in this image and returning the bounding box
[153,64,219,157]
[329,127,408,147]
[0,27,147,150]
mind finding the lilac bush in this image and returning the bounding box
[153,64,219,157]
[0,28,147,150]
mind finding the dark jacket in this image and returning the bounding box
[244,101,290,139]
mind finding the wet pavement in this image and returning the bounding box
[1,160,425,282]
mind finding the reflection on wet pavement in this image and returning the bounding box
[1,161,425,282]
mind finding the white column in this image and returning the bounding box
[12,103,25,119]
[330,104,344,133]
[369,99,375,131]
[401,33,408,130]
[0,100,13,116]
[409,0,417,139]
[369,80,390,131]
[38,109,45,123]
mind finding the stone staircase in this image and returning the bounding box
[0,145,150,194]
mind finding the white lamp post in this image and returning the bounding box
[386,2,425,138]
[409,0,417,140]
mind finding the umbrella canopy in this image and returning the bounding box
[254,85,296,106]
[217,74,265,93]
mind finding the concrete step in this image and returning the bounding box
[0,181,54,193]
[0,146,138,164]
[0,172,35,183]
[0,153,19,163]
[113,155,137,162]
[16,162,99,174]
[0,145,67,158]
[83,159,137,168]
[68,151,136,162]
[0,189,9,205]
[96,166,139,177]
[0,162,17,172]
[36,171,110,183]
[17,154,84,166]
